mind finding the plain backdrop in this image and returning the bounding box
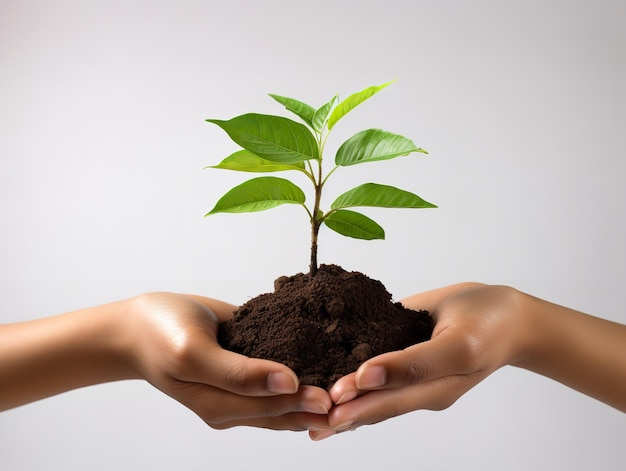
[1,0,624,470]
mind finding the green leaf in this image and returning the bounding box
[206,113,319,164]
[331,183,437,210]
[207,150,305,173]
[328,81,394,130]
[206,176,306,215]
[268,94,316,127]
[323,209,385,240]
[312,95,338,133]
[335,129,428,166]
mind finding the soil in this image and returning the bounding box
[217,264,434,390]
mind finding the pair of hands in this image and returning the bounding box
[3,281,621,423]
[133,283,524,440]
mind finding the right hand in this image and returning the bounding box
[124,292,333,432]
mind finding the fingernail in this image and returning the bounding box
[335,389,358,405]
[357,365,386,389]
[301,400,329,415]
[310,430,336,441]
[268,372,298,394]
[333,420,355,432]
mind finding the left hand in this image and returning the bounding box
[318,283,528,439]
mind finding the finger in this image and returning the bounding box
[171,382,331,428]
[329,372,363,405]
[214,412,332,432]
[353,328,482,391]
[173,330,305,396]
[329,372,488,430]
[173,297,303,396]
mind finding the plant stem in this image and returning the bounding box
[309,127,331,276]
[309,160,323,276]
[310,219,320,276]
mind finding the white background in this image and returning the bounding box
[1,1,624,469]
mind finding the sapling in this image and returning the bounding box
[205,81,436,275]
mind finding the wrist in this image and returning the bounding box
[105,297,147,381]
[68,298,141,384]
[508,292,626,411]
[507,289,570,374]
[503,287,544,370]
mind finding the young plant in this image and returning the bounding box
[205,81,436,275]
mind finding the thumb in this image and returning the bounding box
[354,327,480,391]
[178,339,300,396]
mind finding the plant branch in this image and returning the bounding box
[321,165,339,187]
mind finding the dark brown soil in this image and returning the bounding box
[217,264,434,389]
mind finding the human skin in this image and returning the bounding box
[4,285,624,439]
[313,283,626,440]
[0,292,332,432]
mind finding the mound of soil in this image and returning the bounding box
[218,264,434,389]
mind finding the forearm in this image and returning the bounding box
[515,292,626,412]
[0,300,137,411]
